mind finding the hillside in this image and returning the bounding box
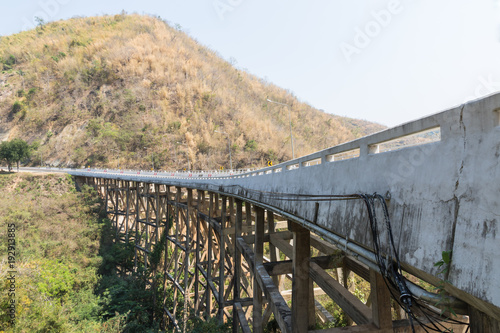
[0,14,385,170]
[0,173,105,331]
[0,172,229,332]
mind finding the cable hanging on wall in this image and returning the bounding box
[222,185,470,332]
[360,193,470,333]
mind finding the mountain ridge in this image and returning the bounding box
[0,13,385,170]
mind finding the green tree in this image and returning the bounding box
[0,138,31,171]
[0,141,14,171]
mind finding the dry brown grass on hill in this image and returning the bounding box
[0,14,385,170]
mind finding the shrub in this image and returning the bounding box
[167,121,182,133]
[82,61,116,86]
[244,139,257,152]
[37,260,75,299]
[12,100,23,113]
[197,141,210,154]
[26,87,37,101]
[69,39,86,47]
[2,54,16,70]
[186,315,231,333]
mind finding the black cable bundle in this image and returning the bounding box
[361,193,470,333]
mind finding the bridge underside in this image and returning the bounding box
[76,176,481,333]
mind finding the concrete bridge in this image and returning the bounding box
[66,92,500,332]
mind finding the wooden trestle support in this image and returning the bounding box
[80,177,468,333]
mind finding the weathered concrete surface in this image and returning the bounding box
[68,92,500,320]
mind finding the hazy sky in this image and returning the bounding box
[1,0,500,127]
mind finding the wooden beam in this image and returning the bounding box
[241,230,292,244]
[233,199,243,333]
[280,287,326,300]
[237,237,292,333]
[309,261,372,325]
[270,233,293,259]
[345,256,370,282]
[165,272,185,296]
[290,221,313,332]
[219,195,227,322]
[264,255,343,276]
[315,300,336,324]
[225,297,254,307]
[198,266,220,304]
[205,193,213,320]
[253,206,265,333]
[197,212,222,234]
[245,202,252,235]
[310,234,340,256]
[164,307,181,332]
[234,302,252,333]
[267,210,280,295]
[369,269,392,330]
[308,324,390,333]
[134,182,140,270]
[223,224,254,235]
[469,306,499,333]
[274,220,289,229]
[183,188,192,328]
[194,195,201,313]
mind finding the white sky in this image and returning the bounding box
[1,0,500,127]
